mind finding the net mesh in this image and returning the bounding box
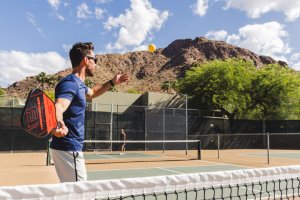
[1,165,300,200]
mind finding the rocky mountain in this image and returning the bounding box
[5,37,287,98]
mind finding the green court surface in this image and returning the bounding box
[86,151,244,180]
[244,152,300,159]
[84,152,161,160]
[87,164,245,180]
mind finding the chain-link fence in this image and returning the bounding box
[0,98,300,154]
[0,106,49,151]
[193,132,300,166]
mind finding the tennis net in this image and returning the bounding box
[1,165,300,199]
[82,140,201,163]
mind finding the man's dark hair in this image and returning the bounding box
[69,42,94,68]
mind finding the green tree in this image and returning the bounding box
[170,80,180,94]
[36,72,48,90]
[0,87,5,96]
[46,75,57,88]
[0,88,5,107]
[109,86,118,92]
[161,80,180,94]
[161,81,172,93]
[179,58,300,120]
[84,79,94,88]
[37,73,58,90]
[126,88,141,94]
[45,90,55,101]
[247,64,300,120]
[179,58,255,120]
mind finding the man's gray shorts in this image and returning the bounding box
[51,149,87,182]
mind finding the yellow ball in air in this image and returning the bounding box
[148,44,156,53]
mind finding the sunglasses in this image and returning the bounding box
[86,56,98,64]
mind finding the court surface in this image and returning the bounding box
[1,149,300,187]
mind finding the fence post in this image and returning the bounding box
[163,107,165,154]
[217,133,220,159]
[144,106,147,150]
[110,104,114,151]
[267,132,270,164]
[185,94,188,155]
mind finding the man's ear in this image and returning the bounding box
[80,56,88,65]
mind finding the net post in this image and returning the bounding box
[185,140,188,156]
[46,139,51,166]
[197,140,201,160]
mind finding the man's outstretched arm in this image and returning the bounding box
[86,73,129,99]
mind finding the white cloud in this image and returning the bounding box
[132,44,148,52]
[206,22,290,61]
[48,0,60,10]
[192,0,209,16]
[204,21,300,71]
[236,22,290,58]
[0,51,69,87]
[62,44,72,53]
[224,0,300,21]
[77,3,92,19]
[292,61,300,71]
[103,0,169,51]
[26,13,45,37]
[205,30,228,41]
[290,53,300,71]
[47,0,66,21]
[95,8,105,20]
[290,53,300,62]
[55,13,65,21]
[94,0,112,4]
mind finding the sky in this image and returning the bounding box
[0,0,300,88]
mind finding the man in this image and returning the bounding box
[120,128,126,155]
[50,42,129,182]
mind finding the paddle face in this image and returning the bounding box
[21,89,57,138]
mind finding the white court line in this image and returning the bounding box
[87,165,213,172]
[89,151,251,169]
[87,154,118,159]
[194,159,252,169]
[156,167,183,174]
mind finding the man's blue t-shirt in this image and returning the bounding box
[50,74,88,151]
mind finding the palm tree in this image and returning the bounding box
[46,75,57,88]
[36,72,47,90]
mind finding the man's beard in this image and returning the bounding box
[86,67,94,77]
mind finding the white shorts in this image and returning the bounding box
[50,149,87,182]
